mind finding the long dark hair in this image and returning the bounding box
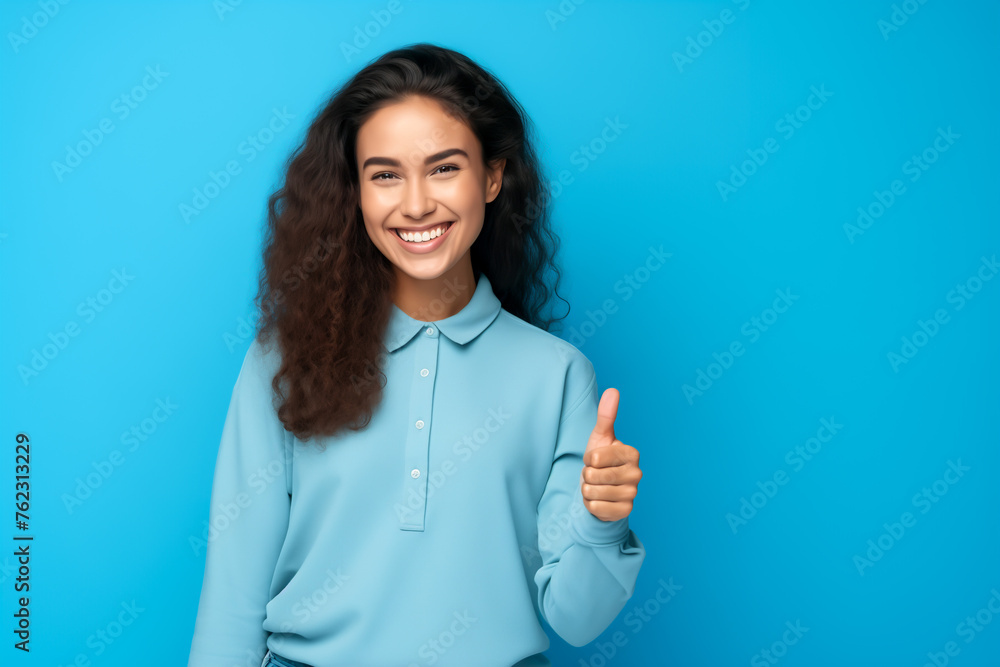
[254,42,568,444]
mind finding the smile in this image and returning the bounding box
[393,221,454,244]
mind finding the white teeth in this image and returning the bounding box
[396,223,450,243]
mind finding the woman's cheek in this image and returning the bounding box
[367,187,397,211]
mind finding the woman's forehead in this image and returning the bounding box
[357,96,478,162]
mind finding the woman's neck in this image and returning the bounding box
[392,258,477,322]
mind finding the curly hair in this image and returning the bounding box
[253,42,569,444]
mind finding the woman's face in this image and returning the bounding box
[356,94,504,286]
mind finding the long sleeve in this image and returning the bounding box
[188,339,293,667]
[533,357,647,648]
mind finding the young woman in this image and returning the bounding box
[188,43,645,667]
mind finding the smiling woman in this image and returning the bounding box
[187,42,645,667]
[356,94,505,317]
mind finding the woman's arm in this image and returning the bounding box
[188,339,292,667]
[533,359,647,648]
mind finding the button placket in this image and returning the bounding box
[399,325,439,531]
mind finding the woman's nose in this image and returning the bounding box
[400,178,434,219]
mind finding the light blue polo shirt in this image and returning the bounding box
[188,271,646,667]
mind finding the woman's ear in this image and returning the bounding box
[485,158,506,203]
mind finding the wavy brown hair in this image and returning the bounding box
[253,43,569,444]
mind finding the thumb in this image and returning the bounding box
[587,388,619,451]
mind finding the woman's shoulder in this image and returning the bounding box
[492,308,596,378]
[233,333,284,390]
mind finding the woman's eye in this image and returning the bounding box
[372,165,456,181]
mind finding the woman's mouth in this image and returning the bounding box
[393,221,454,244]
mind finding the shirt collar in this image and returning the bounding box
[384,272,502,352]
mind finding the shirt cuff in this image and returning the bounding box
[568,480,631,547]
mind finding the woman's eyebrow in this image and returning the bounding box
[362,148,469,170]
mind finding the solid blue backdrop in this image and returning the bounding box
[1,1,997,666]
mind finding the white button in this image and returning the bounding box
[426,327,435,336]
[411,468,420,478]
[415,420,424,429]
[420,368,429,377]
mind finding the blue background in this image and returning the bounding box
[2,1,998,666]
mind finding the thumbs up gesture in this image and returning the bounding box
[580,388,642,522]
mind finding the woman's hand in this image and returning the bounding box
[580,388,642,522]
